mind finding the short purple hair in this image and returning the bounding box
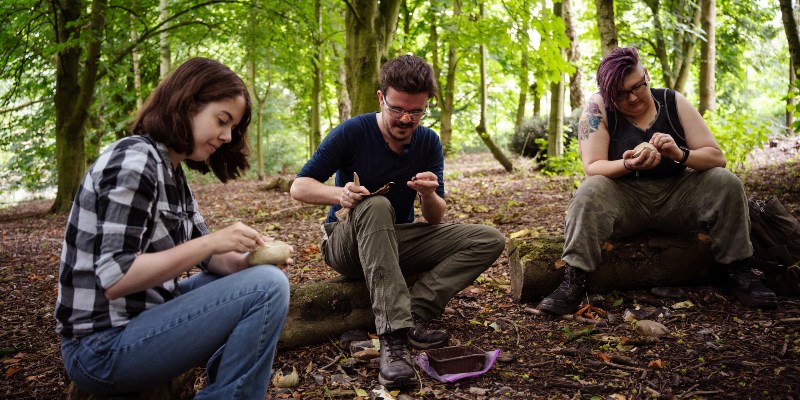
[596,47,641,112]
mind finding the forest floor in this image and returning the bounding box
[1,137,799,400]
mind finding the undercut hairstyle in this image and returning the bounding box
[596,47,641,112]
[379,54,438,99]
[131,57,252,182]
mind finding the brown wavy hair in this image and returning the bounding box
[131,57,252,182]
[379,54,438,99]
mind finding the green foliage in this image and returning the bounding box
[535,137,584,179]
[0,0,793,198]
[704,106,772,173]
[787,77,800,134]
[509,108,581,158]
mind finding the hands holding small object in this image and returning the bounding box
[335,172,394,222]
[407,172,439,197]
[622,132,684,171]
[246,240,293,268]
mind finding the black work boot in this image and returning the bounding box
[726,259,778,308]
[378,329,415,388]
[537,265,587,315]
[407,314,449,350]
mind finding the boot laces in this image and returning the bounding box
[382,333,410,362]
[558,267,585,296]
[731,270,760,286]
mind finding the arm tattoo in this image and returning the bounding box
[578,100,602,141]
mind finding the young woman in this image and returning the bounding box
[55,57,290,399]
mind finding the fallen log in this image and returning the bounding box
[508,232,718,302]
[66,369,196,400]
[278,275,421,348]
[278,276,374,349]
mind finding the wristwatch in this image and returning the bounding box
[676,146,690,164]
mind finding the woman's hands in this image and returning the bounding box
[207,222,266,254]
[206,222,293,274]
[622,132,685,171]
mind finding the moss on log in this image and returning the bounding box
[278,276,375,349]
[508,232,718,302]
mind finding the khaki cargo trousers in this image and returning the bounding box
[322,196,505,335]
[563,167,753,272]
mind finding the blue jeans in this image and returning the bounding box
[60,266,290,399]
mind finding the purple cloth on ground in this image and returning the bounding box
[414,349,502,383]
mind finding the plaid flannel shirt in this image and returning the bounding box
[55,135,210,339]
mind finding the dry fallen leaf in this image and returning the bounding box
[648,359,665,369]
[6,365,20,378]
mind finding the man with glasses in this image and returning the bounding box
[537,47,777,316]
[290,55,504,389]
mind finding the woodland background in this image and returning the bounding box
[0,0,798,209]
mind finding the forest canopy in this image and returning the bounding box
[0,0,793,211]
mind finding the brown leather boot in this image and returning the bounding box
[378,329,415,388]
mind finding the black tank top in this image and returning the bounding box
[607,88,687,179]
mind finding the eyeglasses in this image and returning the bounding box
[382,95,427,121]
[617,76,649,102]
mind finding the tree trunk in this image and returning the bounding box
[547,1,565,158]
[310,0,323,154]
[430,0,459,156]
[246,57,265,180]
[672,1,702,93]
[159,0,170,78]
[332,41,351,123]
[475,1,512,172]
[698,0,716,116]
[595,0,618,56]
[50,0,107,214]
[563,0,582,111]
[515,52,528,128]
[515,22,530,129]
[344,0,402,116]
[789,61,796,135]
[441,19,459,156]
[780,0,800,134]
[508,233,717,302]
[781,0,800,71]
[647,0,701,91]
[548,78,565,158]
[531,83,541,117]
[244,5,265,181]
[130,17,143,110]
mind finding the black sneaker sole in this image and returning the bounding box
[730,288,778,308]
[378,372,417,389]
[536,298,580,316]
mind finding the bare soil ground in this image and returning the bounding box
[1,138,799,399]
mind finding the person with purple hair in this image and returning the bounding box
[536,47,777,315]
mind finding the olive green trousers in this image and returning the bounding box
[322,196,505,335]
[563,167,752,272]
